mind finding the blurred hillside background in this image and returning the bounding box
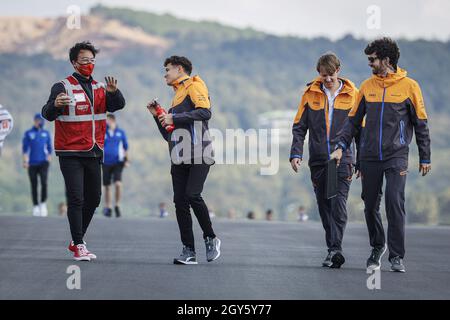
[1,4,450,224]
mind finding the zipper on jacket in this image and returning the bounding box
[324,98,331,159]
[379,87,386,160]
[191,124,197,145]
[74,76,96,149]
[92,89,96,145]
[399,120,405,145]
[171,109,180,162]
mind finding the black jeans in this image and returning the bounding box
[28,162,49,206]
[59,156,102,245]
[360,158,408,259]
[171,163,216,251]
[310,163,352,253]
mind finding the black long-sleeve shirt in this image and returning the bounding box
[153,116,169,141]
[42,72,126,157]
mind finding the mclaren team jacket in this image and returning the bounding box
[336,67,431,164]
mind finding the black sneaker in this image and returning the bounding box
[330,251,345,269]
[322,252,333,267]
[389,256,406,273]
[366,245,387,270]
[173,246,198,265]
[115,206,121,218]
[205,237,221,262]
[103,207,112,218]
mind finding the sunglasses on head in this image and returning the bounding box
[368,56,378,63]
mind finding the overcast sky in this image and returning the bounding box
[1,0,449,41]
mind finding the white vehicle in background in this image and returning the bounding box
[0,104,14,156]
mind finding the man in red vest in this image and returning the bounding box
[42,41,126,261]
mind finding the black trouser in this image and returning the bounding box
[310,163,352,253]
[28,162,49,206]
[59,156,102,245]
[360,158,408,260]
[171,163,216,251]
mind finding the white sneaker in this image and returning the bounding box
[39,203,48,217]
[32,205,41,217]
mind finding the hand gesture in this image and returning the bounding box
[54,93,71,108]
[105,76,118,93]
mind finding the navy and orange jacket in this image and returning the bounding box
[290,77,359,166]
[336,67,431,164]
[154,75,214,164]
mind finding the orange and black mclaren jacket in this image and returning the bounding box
[336,67,431,164]
[290,77,358,166]
[155,75,214,164]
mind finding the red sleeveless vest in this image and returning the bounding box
[54,75,107,152]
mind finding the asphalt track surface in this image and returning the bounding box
[1,215,449,300]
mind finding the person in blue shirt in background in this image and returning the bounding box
[103,113,129,218]
[22,113,52,217]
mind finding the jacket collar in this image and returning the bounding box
[372,67,407,88]
[72,72,93,84]
[307,77,357,96]
[106,125,119,133]
[171,75,191,90]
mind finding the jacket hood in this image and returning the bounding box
[372,67,407,88]
[171,75,205,90]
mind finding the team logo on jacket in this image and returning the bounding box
[76,105,89,111]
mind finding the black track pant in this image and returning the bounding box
[171,163,216,251]
[28,162,49,206]
[59,156,102,245]
[310,163,352,253]
[360,158,408,259]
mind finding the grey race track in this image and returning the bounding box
[1,215,449,300]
